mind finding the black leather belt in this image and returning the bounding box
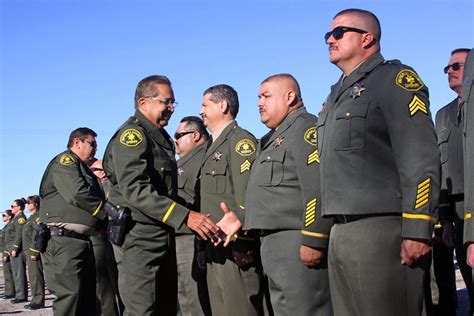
[250,229,282,237]
[333,213,400,224]
[450,193,464,202]
[49,227,89,240]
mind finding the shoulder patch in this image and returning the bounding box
[35,218,40,224]
[18,218,25,224]
[235,139,256,156]
[408,95,428,116]
[304,127,317,147]
[396,69,424,92]
[120,128,143,147]
[59,154,75,166]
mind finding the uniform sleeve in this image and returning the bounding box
[229,133,257,224]
[52,160,106,220]
[110,127,189,230]
[383,66,440,240]
[292,119,333,249]
[29,217,41,258]
[13,218,25,251]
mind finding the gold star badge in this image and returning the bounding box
[350,82,365,99]
[177,167,184,175]
[273,136,284,148]
[212,151,222,161]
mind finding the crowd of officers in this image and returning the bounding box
[1,7,474,316]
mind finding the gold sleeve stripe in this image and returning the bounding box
[240,159,251,173]
[408,95,428,116]
[415,178,430,209]
[29,248,40,253]
[305,198,317,227]
[307,150,320,165]
[301,230,329,238]
[465,213,472,219]
[162,201,177,223]
[402,213,435,222]
[92,200,103,217]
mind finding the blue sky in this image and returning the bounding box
[1,0,473,225]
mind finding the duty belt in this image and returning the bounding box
[49,227,89,240]
[333,213,400,224]
[450,193,464,202]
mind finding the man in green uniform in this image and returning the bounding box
[434,48,472,315]
[103,75,218,316]
[23,195,45,310]
[241,74,333,315]
[175,116,212,315]
[1,210,15,299]
[9,199,28,304]
[40,127,106,315]
[318,9,440,315]
[199,84,265,315]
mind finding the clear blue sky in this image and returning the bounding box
[1,0,473,226]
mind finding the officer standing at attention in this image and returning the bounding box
[9,198,28,304]
[102,75,219,316]
[244,74,333,315]
[40,127,106,315]
[199,84,265,315]
[317,8,440,315]
[434,48,472,315]
[23,195,46,310]
[174,116,212,316]
[1,209,16,299]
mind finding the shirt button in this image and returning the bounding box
[346,112,351,117]
[211,171,215,174]
[267,156,271,160]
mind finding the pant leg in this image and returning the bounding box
[11,251,27,300]
[260,230,332,316]
[111,243,125,315]
[26,254,45,305]
[43,236,96,315]
[329,216,427,316]
[3,257,15,296]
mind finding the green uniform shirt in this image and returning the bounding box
[11,212,26,252]
[318,52,440,240]
[4,220,16,253]
[200,121,257,224]
[22,212,41,257]
[103,110,189,230]
[245,107,333,249]
[39,150,106,227]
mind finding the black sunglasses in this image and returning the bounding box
[324,26,369,42]
[443,62,464,74]
[174,131,195,140]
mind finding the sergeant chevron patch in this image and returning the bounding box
[305,198,316,227]
[240,159,251,173]
[408,95,427,117]
[307,149,320,165]
[415,178,430,209]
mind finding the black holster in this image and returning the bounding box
[34,223,51,253]
[104,202,132,246]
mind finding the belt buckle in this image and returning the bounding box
[58,228,65,236]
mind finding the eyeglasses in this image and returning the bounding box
[174,131,195,140]
[443,62,464,74]
[144,96,178,108]
[83,139,97,148]
[324,26,369,41]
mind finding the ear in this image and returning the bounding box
[73,138,82,149]
[362,33,376,49]
[137,97,148,112]
[192,131,202,143]
[220,100,229,114]
[287,90,297,106]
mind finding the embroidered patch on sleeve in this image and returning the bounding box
[396,69,424,92]
[235,139,256,156]
[304,127,318,146]
[18,218,25,224]
[240,159,251,173]
[59,154,75,166]
[307,149,320,165]
[120,129,143,147]
[305,198,317,227]
[408,95,428,116]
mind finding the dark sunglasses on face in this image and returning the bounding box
[324,26,369,41]
[2,214,7,217]
[443,62,464,74]
[174,131,195,140]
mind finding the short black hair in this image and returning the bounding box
[67,127,97,148]
[134,75,172,109]
[203,84,239,118]
[180,116,209,139]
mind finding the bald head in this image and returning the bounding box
[261,73,302,102]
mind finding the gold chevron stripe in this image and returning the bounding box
[408,95,427,116]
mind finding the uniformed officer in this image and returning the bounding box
[23,195,45,310]
[175,116,212,316]
[1,209,16,299]
[243,74,333,315]
[8,198,28,304]
[103,75,218,315]
[434,48,472,315]
[199,84,265,315]
[40,127,106,315]
[318,9,440,315]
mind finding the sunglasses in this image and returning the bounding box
[443,62,464,74]
[2,214,7,217]
[324,26,368,41]
[11,205,17,208]
[174,131,195,140]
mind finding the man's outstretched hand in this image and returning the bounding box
[187,211,218,241]
[215,202,242,247]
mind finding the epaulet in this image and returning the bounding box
[383,59,402,65]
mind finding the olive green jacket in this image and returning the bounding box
[39,150,106,227]
[245,107,333,249]
[317,52,440,240]
[200,121,257,224]
[4,220,16,253]
[103,110,189,230]
[22,212,41,258]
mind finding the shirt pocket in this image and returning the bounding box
[204,162,227,194]
[256,149,285,187]
[437,127,450,164]
[333,101,370,150]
